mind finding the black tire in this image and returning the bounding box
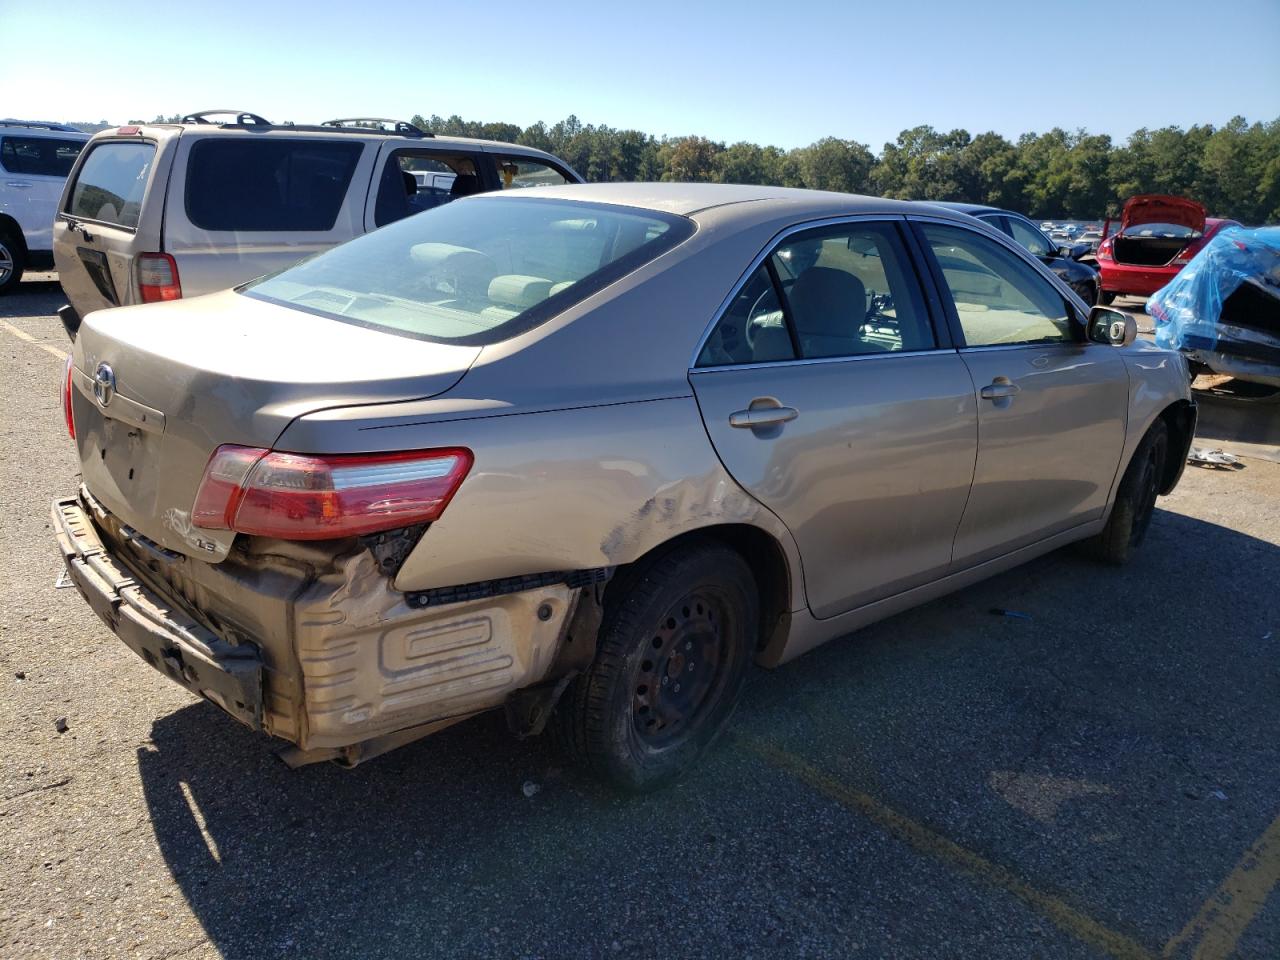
[1079,419,1169,565]
[554,540,758,791]
[0,230,24,295]
[1099,290,1117,306]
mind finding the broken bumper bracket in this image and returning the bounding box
[51,496,264,729]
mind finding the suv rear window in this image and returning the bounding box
[186,139,362,232]
[1,136,84,177]
[67,140,157,229]
[244,196,694,345]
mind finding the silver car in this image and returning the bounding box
[53,183,1195,790]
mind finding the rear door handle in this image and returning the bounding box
[729,405,799,428]
[980,378,1021,399]
[5,181,33,189]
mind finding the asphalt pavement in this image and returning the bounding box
[1,278,1278,960]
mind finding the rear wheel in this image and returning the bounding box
[555,540,758,791]
[1079,419,1168,565]
[0,231,24,295]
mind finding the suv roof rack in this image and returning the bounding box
[322,117,432,138]
[0,119,84,133]
[180,109,272,126]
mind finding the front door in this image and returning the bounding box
[914,221,1127,567]
[690,219,978,619]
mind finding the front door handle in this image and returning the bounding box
[729,403,799,429]
[5,181,33,189]
[980,378,1021,400]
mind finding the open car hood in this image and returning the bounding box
[1121,194,1207,233]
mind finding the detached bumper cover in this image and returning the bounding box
[52,496,263,728]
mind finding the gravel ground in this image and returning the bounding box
[1,278,1277,960]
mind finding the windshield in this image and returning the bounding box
[244,197,693,345]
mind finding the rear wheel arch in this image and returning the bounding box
[0,214,25,250]
[606,523,793,661]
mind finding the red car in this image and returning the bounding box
[1097,194,1240,303]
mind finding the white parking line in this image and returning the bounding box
[0,317,67,361]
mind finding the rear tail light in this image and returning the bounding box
[192,445,473,541]
[1097,238,1114,261]
[137,253,182,303]
[1171,242,1202,266]
[62,354,76,440]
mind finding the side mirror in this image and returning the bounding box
[1088,306,1137,347]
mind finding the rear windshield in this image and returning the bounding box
[66,140,157,229]
[1,136,84,177]
[185,139,362,232]
[244,196,693,345]
[1122,222,1200,239]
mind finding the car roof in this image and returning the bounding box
[0,119,89,138]
[87,121,558,160]
[483,181,968,225]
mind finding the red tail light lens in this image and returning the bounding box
[62,354,76,440]
[138,253,182,303]
[1171,241,1202,266]
[192,446,473,540]
[1097,238,1114,261]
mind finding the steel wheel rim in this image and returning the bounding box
[1130,443,1161,545]
[0,242,12,284]
[631,590,728,748]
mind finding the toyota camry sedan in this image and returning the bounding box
[54,183,1195,790]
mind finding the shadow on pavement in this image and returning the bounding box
[135,509,1280,959]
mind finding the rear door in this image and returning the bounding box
[913,219,1127,567]
[54,134,169,314]
[0,133,84,254]
[690,218,978,619]
[165,134,372,297]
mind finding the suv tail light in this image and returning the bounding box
[192,445,473,540]
[138,253,182,303]
[62,354,76,440]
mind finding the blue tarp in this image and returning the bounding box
[1148,226,1280,353]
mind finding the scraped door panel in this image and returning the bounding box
[953,344,1127,565]
[691,354,978,619]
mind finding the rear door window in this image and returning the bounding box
[185,139,362,232]
[66,140,157,229]
[1,136,84,177]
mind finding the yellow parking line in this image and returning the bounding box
[0,317,67,361]
[1161,811,1280,959]
[748,741,1153,960]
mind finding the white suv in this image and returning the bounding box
[53,111,582,330]
[0,120,89,294]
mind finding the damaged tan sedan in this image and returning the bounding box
[54,183,1195,789]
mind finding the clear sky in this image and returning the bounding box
[3,0,1277,150]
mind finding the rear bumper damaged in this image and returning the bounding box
[53,488,583,764]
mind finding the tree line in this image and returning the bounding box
[71,113,1279,223]
[409,113,1280,224]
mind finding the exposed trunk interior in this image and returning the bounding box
[1113,235,1189,267]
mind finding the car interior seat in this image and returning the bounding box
[787,267,867,357]
[449,174,483,199]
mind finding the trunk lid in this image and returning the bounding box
[1120,194,1207,233]
[71,290,479,561]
